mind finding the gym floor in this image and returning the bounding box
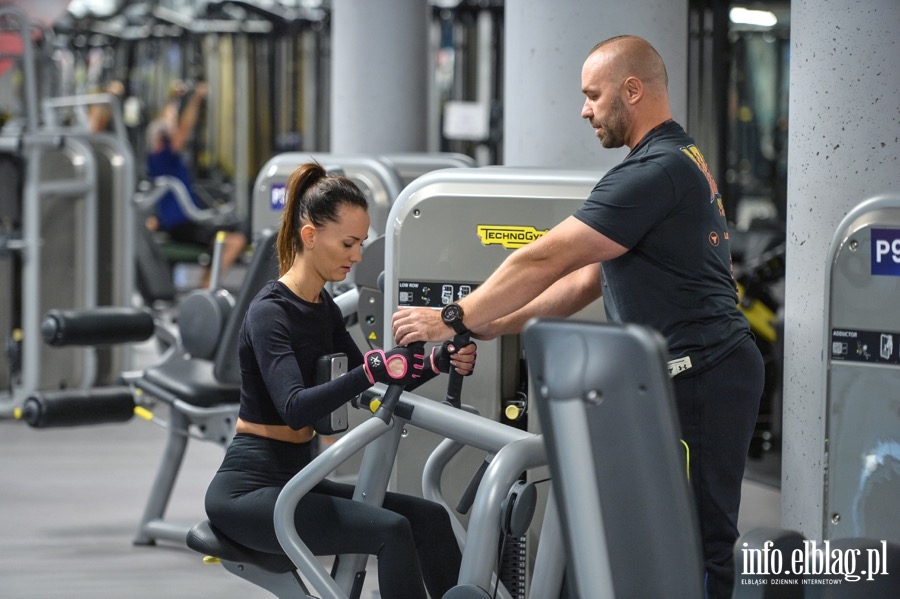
[0,334,781,598]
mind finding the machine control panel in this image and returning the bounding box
[397,280,479,308]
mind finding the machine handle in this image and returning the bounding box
[456,457,491,514]
[445,332,470,409]
[373,384,405,424]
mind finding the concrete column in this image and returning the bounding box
[782,0,900,539]
[504,0,689,169]
[330,0,429,154]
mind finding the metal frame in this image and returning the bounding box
[272,386,564,599]
[821,193,900,541]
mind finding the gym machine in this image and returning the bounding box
[15,229,280,547]
[381,152,476,187]
[822,193,900,544]
[1,8,140,413]
[183,166,611,598]
[524,318,705,598]
[379,166,605,501]
[530,316,900,597]
[187,367,569,599]
[251,152,404,239]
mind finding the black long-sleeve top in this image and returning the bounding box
[237,280,437,429]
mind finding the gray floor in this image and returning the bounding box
[0,324,782,598]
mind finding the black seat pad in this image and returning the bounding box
[141,355,240,407]
[186,520,297,574]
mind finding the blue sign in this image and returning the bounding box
[270,183,286,211]
[871,228,900,276]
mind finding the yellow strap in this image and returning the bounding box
[680,439,691,481]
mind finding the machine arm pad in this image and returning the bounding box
[42,307,155,346]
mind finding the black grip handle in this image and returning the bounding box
[42,307,155,347]
[374,384,404,424]
[456,458,491,514]
[445,332,470,409]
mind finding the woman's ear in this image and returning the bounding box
[299,223,317,250]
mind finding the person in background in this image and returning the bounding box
[392,35,764,599]
[86,80,125,134]
[145,80,247,288]
[205,162,476,599]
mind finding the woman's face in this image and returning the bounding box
[306,204,370,283]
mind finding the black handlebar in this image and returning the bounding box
[444,332,470,409]
[374,384,404,424]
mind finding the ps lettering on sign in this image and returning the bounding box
[871,228,900,276]
[270,183,286,211]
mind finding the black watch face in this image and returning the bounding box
[442,304,462,323]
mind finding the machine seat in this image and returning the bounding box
[140,355,240,408]
[186,520,297,574]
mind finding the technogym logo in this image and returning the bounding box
[476,225,549,249]
[740,540,891,585]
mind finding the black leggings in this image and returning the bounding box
[673,337,764,599]
[205,434,461,599]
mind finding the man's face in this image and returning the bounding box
[580,52,631,149]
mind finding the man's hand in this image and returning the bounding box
[392,307,451,345]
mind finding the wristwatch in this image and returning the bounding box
[441,302,469,335]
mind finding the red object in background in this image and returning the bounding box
[0,0,69,76]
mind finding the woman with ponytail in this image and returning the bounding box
[205,162,474,599]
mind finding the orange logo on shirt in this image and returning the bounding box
[680,144,723,210]
[709,232,720,246]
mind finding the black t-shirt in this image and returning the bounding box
[574,120,750,373]
[237,280,372,429]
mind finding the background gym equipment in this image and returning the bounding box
[15,229,279,549]
[821,193,900,544]
[1,9,142,414]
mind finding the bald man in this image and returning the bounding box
[393,35,763,598]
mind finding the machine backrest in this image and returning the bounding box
[212,229,279,384]
[523,318,705,599]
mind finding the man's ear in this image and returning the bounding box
[623,76,643,104]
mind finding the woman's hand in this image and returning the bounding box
[431,341,477,376]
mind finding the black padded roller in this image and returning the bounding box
[42,307,155,347]
[18,387,135,428]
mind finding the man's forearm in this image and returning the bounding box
[470,263,603,338]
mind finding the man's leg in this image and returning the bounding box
[674,338,764,599]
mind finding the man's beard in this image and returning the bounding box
[596,95,629,149]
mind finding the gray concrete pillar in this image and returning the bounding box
[783,0,900,539]
[330,0,429,153]
[503,0,688,169]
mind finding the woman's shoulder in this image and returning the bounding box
[246,281,289,319]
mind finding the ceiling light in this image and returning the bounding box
[729,7,778,28]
